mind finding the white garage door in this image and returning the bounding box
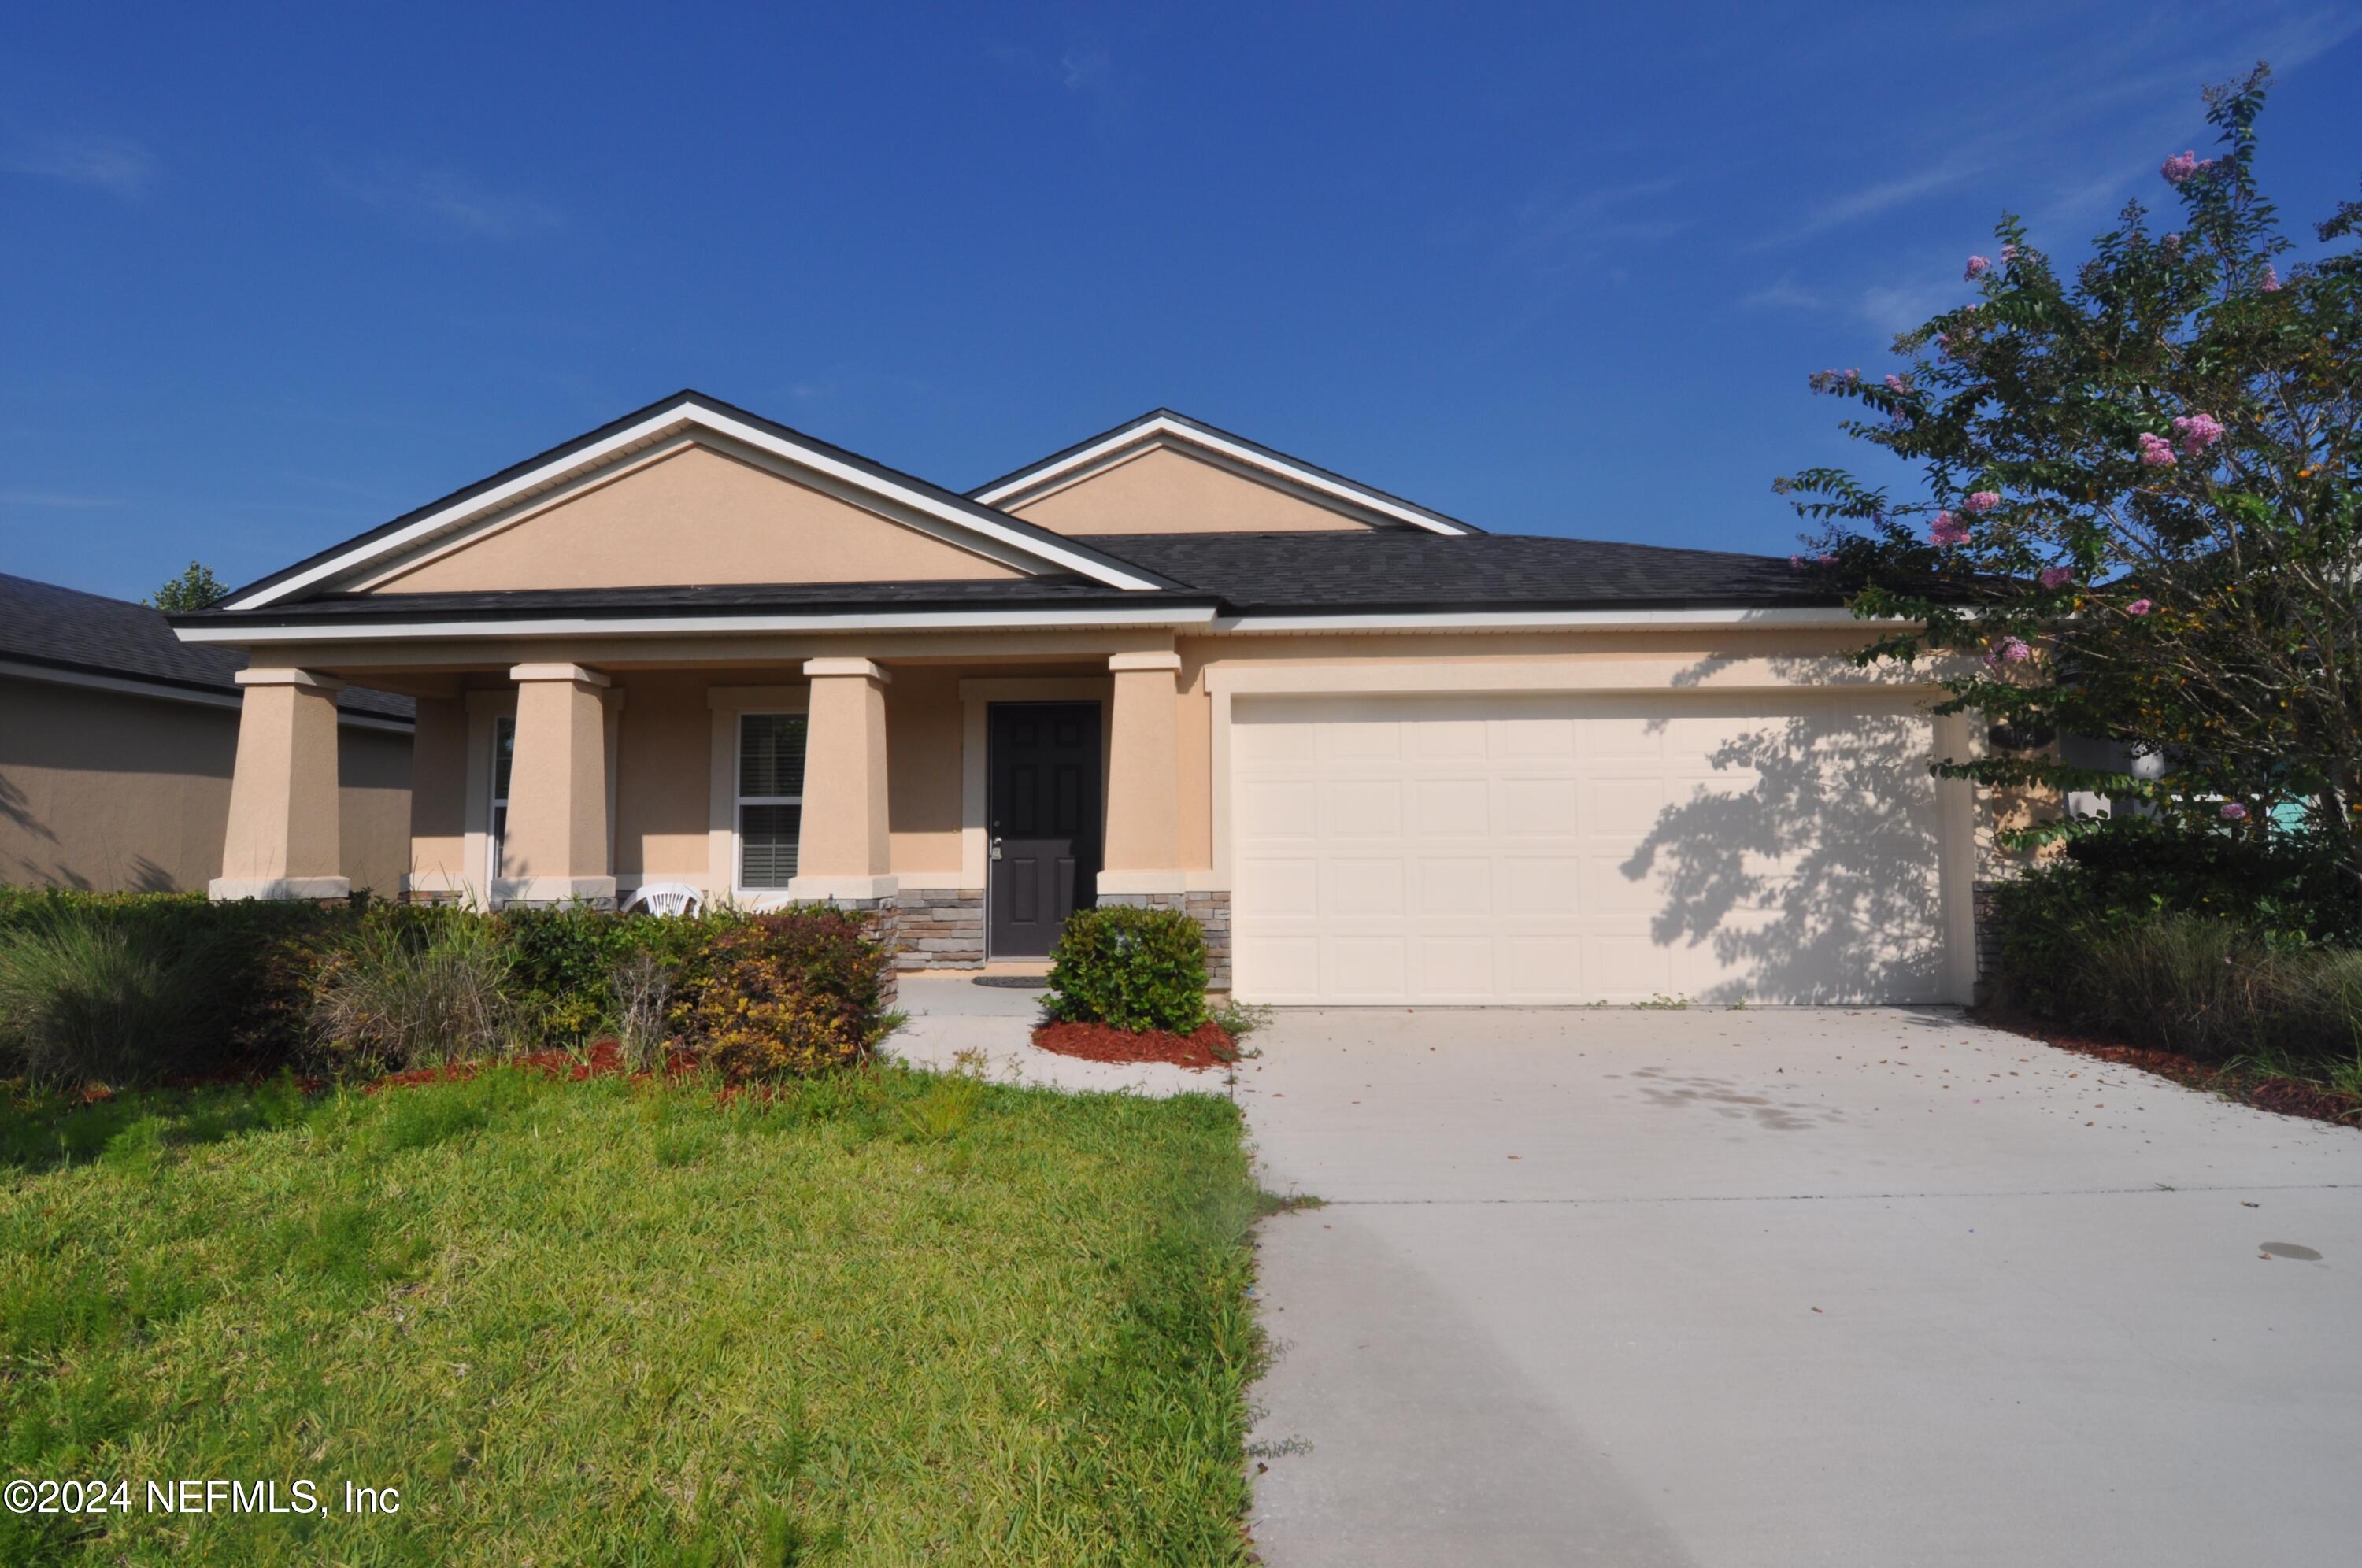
[1229,693,1953,1006]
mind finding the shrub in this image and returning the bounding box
[669,910,890,1080]
[0,914,231,1087]
[1046,905,1209,1034]
[499,904,719,1045]
[305,917,520,1078]
[2075,913,2280,1060]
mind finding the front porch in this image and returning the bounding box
[207,640,1229,983]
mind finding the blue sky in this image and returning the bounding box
[6,2,2359,601]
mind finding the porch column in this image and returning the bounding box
[1100,649,1184,893]
[788,657,897,902]
[500,663,615,907]
[211,668,349,901]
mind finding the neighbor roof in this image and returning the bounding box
[971,409,1479,536]
[0,573,413,721]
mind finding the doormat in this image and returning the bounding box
[973,975,1052,989]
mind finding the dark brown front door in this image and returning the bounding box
[988,702,1101,957]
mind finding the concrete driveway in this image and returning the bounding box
[1238,1007,2362,1567]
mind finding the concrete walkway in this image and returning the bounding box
[886,972,1223,1097]
[1237,1007,2362,1567]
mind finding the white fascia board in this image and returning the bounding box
[227,402,1167,609]
[175,605,1222,644]
[976,416,1472,536]
[1215,606,1873,633]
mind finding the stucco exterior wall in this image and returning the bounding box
[371,442,1026,593]
[884,667,964,879]
[0,674,412,896]
[1010,445,1375,535]
[612,673,717,881]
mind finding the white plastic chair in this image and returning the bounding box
[624,882,705,917]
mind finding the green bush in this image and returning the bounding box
[0,889,893,1088]
[668,909,893,1079]
[1046,905,1209,1034]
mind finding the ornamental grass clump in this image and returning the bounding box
[1046,905,1209,1035]
[305,916,520,1078]
[0,914,229,1088]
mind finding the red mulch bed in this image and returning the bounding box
[1031,1020,1238,1072]
[1971,1008,2362,1129]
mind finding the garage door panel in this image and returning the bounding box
[1412,778,1490,833]
[1415,856,1494,915]
[1230,693,1949,1006]
[1500,778,1578,834]
[1324,779,1403,836]
[1330,937,1409,998]
[1326,856,1406,915]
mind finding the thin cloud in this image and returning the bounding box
[1510,177,1687,274]
[1741,276,1831,312]
[2,134,154,197]
[0,490,123,508]
[1061,43,1113,95]
[326,161,562,241]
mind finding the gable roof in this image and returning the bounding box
[0,573,413,722]
[971,409,1479,536]
[220,390,1186,610]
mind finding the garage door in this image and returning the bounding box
[1229,693,1953,1005]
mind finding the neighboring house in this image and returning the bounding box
[0,573,414,895]
[171,391,2006,1004]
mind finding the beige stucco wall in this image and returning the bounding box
[372,442,1026,593]
[613,674,721,881]
[885,668,964,878]
[0,674,411,896]
[1011,444,1375,535]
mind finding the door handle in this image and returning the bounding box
[990,837,1004,861]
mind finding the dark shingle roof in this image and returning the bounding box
[175,576,1209,627]
[0,574,413,721]
[1068,532,1840,612]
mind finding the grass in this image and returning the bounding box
[0,1064,1267,1565]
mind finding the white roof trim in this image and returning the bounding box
[974,416,1472,536]
[176,605,1222,644]
[225,400,1168,610]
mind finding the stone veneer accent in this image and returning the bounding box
[1092,889,1233,992]
[894,888,987,971]
[1971,879,2003,1004]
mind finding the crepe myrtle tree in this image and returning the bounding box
[1778,67,2362,889]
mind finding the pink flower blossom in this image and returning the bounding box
[2163,232,2182,252]
[1884,373,1908,394]
[1817,552,1838,565]
[1789,554,1805,571]
[2161,150,2200,184]
[2127,598,2153,616]
[2171,412,2225,457]
[1964,490,2001,514]
[2262,264,2281,292]
[2219,802,2249,822]
[1964,254,1991,279]
[2039,566,2074,590]
[1997,637,2031,664]
[2136,432,2177,468]
[1929,511,1971,548]
[2000,243,2019,264]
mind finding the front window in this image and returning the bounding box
[490,715,516,883]
[737,712,807,889]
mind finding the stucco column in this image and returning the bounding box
[500,663,615,906]
[211,668,349,901]
[1099,649,1185,893]
[787,657,897,902]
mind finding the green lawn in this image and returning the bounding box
[0,1064,1267,1565]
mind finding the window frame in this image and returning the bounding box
[732,708,809,895]
[488,712,516,891]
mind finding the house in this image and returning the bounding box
[170,391,2002,1005]
[0,573,414,895]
